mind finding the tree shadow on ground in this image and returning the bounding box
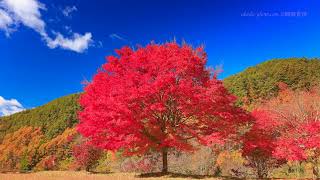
[136,172,244,179]
[136,172,293,179]
[87,171,114,175]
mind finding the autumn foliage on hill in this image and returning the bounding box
[78,42,250,173]
[243,84,320,178]
[0,94,80,141]
[0,127,43,171]
[0,126,80,172]
[265,86,320,177]
[35,128,78,170]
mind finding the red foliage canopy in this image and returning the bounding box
[265,88,320,161]
[72,140,102,171]
[77,42,249,156]
[242,110,284,178]
[242,110,278,158]
[245,87,320,163]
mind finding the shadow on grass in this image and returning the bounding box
[0,170,33,174]
[84,171,114,175]
[136,172,244,179]
[0,170,115,175]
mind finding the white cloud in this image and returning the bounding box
[62,6,77,17]
[47,32,92,53]
[0,9,13,36]
[109,33,126,41]
[0,0,93,53]
[0,96,25,116]
[1,0,46,34]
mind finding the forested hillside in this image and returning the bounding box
[0,94,80,141]
[0,94,81,172]
[224,58,320,106]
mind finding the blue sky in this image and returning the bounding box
[0,0,319,114]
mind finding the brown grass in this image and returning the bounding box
[0,171,224,180]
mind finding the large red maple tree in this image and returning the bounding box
[77,42,250,173]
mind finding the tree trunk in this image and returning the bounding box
[162,148,168,173]
[257,162,267,179]
[86,166,90,172]
[313,164,319,178]
[257,169,264,179]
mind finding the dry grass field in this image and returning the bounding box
[0,171,225,180]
